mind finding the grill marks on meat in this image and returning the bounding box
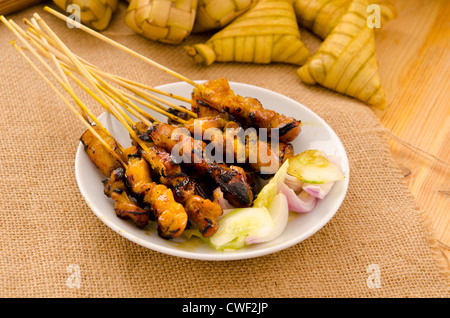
[191,98,222,118]
[103,168,150,228]
[81,126,188,238]
[209,121,294,178]
[192,78,301,143]
[132,122,224,237]
[145,122,254,208]
[81,126,151,229]
[80,125,122,176]
[124,146,188,238]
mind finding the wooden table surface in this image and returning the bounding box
[375,0,450,268]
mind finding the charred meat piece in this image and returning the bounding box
[80,125,122,176]
[192,78,301,143]
[124,146,188,239]
[146,122,253,207]
[191,98,222,118]
[210,121,294,177]
[166,106,195,125]
[103,168,150,228]
[132,123,224,236]
[184,196,223,237]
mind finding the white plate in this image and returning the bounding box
[75,81,349,261]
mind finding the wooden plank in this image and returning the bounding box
[375,0,450,265]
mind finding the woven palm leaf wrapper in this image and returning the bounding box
[125,0,198,45]
[193,0,257,33]
[53,0,119,31]
[297,0,387,109]
[294,0,397,39]
[185,0,311,66]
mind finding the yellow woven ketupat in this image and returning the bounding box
[125,0,198,45]
[184,0,311,66]
[193,0,256,33]
[53,0,118,31]
[294,0,397,39]
[297,0,386,109]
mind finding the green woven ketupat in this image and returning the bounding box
[184,0,311,66]
[125,0,198,45]
[294,0,397,39]
[193,0,256,33]
[53,0,119,31]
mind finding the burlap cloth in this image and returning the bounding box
[0,3,448,298]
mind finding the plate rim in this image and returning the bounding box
[74,80,350,261]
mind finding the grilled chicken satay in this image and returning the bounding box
[81,125,188,238]
[191,99,222,118]
[210,121,294,177]
[103,167,150,228]
[122,146,188,239]
[177,114,294,177]
[191,78,302,143]
[132,122,223,237]
[80,126,150,228]
[141,122,253,208]
[80,125,123,176]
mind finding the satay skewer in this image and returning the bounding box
[24,17,190,106]
[8,38,126,168]
[27,11,301,144]
[22,19,196,119]
[8,30,188,237]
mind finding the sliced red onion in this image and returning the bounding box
[302,182,334,199]
[213,187,236,211]
[278,182,317,213]
[283,173,303,193]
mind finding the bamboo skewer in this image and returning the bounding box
[32,12,146,132]
[23,23,187,127]
[88,67,197,117]
[28,17,90,123]
[9,40,126,168]
[44,6,201,89]
[1,16,120,149]
[23,18,196,119]
[61,66,137,126]
[4,16,158,162]
[73,67,154,126]
[3,12,197,138]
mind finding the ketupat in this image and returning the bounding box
[193,0,256,33]
[53,0,118,31]
[125,0,198,45]
[294,0,396,39]
[184,0,311,66]
[296,0,386,109]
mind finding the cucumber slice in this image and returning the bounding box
[253,160,289,209]
[287,150,344,184]
[246,192,289,244]
[209,207,273,250]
